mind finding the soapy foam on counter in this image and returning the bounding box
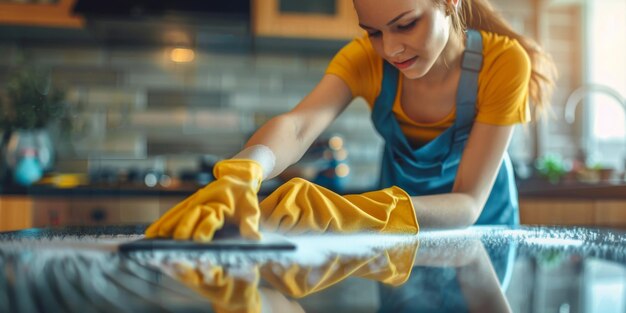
[2,226,626,268]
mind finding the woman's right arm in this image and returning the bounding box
[242,74,353,179]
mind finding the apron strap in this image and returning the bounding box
[453,29,483,142]
[373,62,401,141]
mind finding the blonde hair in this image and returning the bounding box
[442,0,557,118]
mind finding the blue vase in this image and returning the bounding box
[14,154,43,186]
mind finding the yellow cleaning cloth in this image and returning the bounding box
[145,159,264,241]
[259,178,419,235]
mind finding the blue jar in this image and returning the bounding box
[14,149,43,186]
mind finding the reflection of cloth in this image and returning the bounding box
[163,240,419,313]
[259,178,419,235]
[261,240,419,298]
[169,263,261,313]
[145,160,264,241]
[371,29,519,226]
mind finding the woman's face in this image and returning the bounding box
[354,0,452,79]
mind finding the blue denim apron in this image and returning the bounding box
[375,30,517,313]
[371,29,519,226]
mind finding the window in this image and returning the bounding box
[585,0,626,170]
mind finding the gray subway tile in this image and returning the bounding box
[147,89,226,108]
[51,67,121,86]
[254,54,307,73]
[195,51,255,71]
[124,70,188,89]
[108,48,168,69]
[23,46,105,66]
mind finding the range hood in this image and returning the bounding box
[72,0,252,49]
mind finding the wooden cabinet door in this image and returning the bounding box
[0,0,83,28]
[519,199,595,226]
[594,200,626,228]
[0,196,33,231]
[252,0,362,40]
[32,197,71,228]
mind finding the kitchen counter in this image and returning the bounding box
[3,178,626,199]
[0,180,284,198]
[1,225,625,312]
[0,183,201,197]
[517,179,626,199]
[2,180,625,232]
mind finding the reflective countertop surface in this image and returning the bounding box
[1,225,625,313]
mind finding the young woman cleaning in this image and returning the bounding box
[145,0,556,241]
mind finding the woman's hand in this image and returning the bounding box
[145,159,264,241]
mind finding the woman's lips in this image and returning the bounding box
[393,56,418,69]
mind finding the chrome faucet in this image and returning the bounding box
[563,84,626,175]
[564,84,626,123]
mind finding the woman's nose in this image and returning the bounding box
[383,33,404,58]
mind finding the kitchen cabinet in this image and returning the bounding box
[0,0,83,28]
[594,200,626,228]
[0,196,33,231]
[0,193,186,232]
[48,195,184,227]
[520,198,626,228]
[252,0,362,40]
[32,197,71,228]
[519,199,595,226]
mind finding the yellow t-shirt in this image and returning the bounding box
[326,30,531,144]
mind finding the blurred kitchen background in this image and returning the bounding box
[0,0,624,231]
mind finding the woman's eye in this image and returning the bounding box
[398,20,417,30]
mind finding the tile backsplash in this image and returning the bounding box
[0,42,384,189]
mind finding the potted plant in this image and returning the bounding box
[535,153,570,184]
[0,63,67,185]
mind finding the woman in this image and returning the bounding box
[145,0,556,241]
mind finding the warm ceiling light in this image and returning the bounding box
[170,48,195,63]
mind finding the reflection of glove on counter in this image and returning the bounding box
[164,241,418,312]
[145,159,264,241]
[260,178,419,234]
[171,263,261,313]
[261,240,419,298]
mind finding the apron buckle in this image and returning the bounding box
[461,50,483,72]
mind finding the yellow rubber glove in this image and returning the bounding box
[145,159,264,241]
[259,178,419,234]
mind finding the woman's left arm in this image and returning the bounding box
[411,122,514,229]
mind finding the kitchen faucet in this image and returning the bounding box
[564,84,626,123]
[563,84,626,174]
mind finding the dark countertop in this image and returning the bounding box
[1,224,625,312]
[516,179,626,199]
[3,178,626,199]
[0,179,283,198]
[0,183,202,198]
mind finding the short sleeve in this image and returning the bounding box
[476,35,532,125]
[325,35,381,106]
